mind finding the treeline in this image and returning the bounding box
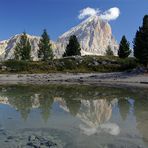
[0,15,147,74]
[64,15,148,68]
[106,15,148,68]
[13,30,81,61]
[14,29,53,61]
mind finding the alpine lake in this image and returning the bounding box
[0,84,147,148]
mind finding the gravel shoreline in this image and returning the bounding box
[0,72,147,88]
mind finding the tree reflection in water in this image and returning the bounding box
[134,98,148,144]
[0,84,147,143]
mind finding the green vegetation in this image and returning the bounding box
[133,15,148,67]
[56,56,137,72]
[0,56,137,73]
[106,46,114,56]
[118,35,131,58]
[14,32,31,61]
[63,35,81,57]
[2,60,55,73]
[38,29,53,61]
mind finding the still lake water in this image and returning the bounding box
[0,84,147,148]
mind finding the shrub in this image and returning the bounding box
[2,56,138,73]
[4,60,29,72]
[118,58,138,70]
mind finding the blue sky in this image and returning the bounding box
[0,0,147,46]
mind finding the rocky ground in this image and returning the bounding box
[0,71,147,88]
[0,128,65,148]
[0,127,147,148]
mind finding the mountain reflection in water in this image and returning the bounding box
[58,98,119,136]
[0,85,147,148]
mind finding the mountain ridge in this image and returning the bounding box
[0,15,118,61]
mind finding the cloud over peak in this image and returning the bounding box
[78,7,99,20]
[100,7,120,21]
[78,7,120,21]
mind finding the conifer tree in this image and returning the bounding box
[38,29,53,61]
[133,15,148,66]
[118,35,131,58]
[63,35,81,57]
[106,46,114,56]
[14,32,31,61]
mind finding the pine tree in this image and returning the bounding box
[133,15,148,67]
[63,35,81,57]
[118,35,131,58]
[106,46,114,56]
[38,29,53,61]
[14,32,31,61]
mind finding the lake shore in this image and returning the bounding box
[0,72,148,88]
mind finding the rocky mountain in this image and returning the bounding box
[0,34,57,61]
[57,15,118,57]
[0,15,118,61]
[0,34,41,61]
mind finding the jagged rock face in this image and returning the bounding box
[0,40,8,60]
[0,34,57,61]
[0,34,40,61]
[57,15,118,57]
[0,15,118,60]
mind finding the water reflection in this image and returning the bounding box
[118,99,130,121]
[0,85,147,147]
[77,99,120,136]
[0,86,120,121]
[134,99,148,144]
[57,97,120,136]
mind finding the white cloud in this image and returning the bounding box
[78,7,99,20]
[100,7,120,21]
[78,7,120,21]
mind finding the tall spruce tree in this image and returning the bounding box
[38,29,53,61]
[63,35,81,57]
[118,35,131,58]
[133,15,148,67]
[14,32,31,61]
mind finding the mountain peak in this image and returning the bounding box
[57,15,118,57]
[59,15,105,39]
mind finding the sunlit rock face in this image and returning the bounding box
[0,34,40,61]
[0,34,57,61]
[56,15,118,57]
[0,40,8,60]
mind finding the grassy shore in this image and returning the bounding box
[0,56,138,74]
